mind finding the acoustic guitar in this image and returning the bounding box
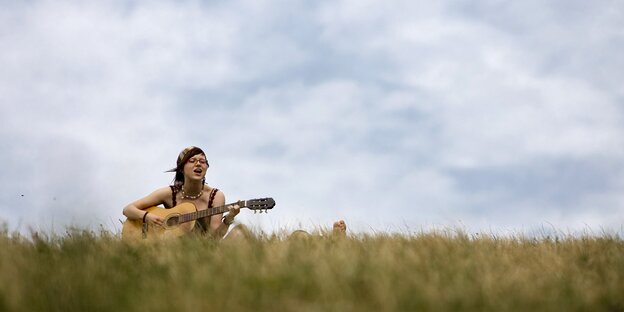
[121,198,275,240]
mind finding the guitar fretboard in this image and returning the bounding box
[178,200,246,223]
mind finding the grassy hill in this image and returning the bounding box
[0,227,622,311]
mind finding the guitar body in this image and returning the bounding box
[121,203,198,241]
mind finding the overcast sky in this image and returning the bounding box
[1,0,623,236]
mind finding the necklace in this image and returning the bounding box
[181,187,203,200]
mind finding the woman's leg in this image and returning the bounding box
[223,224,252,241]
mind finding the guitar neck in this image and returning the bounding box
[179,200,246,223]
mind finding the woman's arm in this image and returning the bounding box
[208,191,240,238]
[122,187,170,226]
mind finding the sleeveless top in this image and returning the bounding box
[168,185,219,234]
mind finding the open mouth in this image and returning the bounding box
[193,168,203,174]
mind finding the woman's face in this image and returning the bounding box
[183,154,208,181]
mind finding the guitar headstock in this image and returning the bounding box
[245,197,275,213]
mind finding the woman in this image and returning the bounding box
[122,146,240,238]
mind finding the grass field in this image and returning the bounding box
[0,225,622,312]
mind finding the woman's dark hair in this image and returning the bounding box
[168,146,209,189]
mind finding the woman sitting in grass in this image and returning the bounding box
[122,146,243,239]
[123,146,347,240]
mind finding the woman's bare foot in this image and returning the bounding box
[332,220,347,237]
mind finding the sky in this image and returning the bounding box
[1,0,623,236]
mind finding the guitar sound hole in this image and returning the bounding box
[166,216,179,227]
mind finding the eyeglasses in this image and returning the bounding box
[187,158,208,165]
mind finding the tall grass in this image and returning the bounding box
[0,226,622,311]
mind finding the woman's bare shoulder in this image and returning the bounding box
[211,189,226,204]
[129,186,174,210]
[142,186,175,204]
[152,185,175,196]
